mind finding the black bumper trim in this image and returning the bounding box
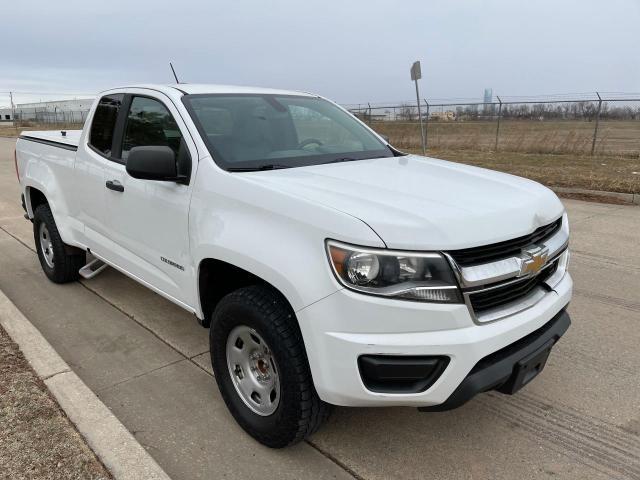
[358,355,450,394]
[419,308,571,412]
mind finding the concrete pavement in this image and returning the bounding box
[1,137,639,479]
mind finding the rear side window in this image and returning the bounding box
[89,94,123,156]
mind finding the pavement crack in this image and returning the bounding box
[42,368,71,381]
[97,358,185,392]
[0,224,36,253]
[305,439,363,480]
[189,350,209,360]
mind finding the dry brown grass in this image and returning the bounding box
[409,148,640,194]
[0,123,83,138]
[0,325,112,479]
[373,119,640,194]
[373,120,640,157]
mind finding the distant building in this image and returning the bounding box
[483,88,495,116]
[0,106,13,121]
[430,110,456,121]
[0,98,94,123]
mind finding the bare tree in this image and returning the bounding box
[398,103,417,121]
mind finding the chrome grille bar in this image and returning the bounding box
[445,213,570,324]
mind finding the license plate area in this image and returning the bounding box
[497,339,555,394]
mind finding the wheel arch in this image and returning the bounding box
[25,185,49,217]
[197,258,296,328]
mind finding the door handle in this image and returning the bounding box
[105,180,124,192]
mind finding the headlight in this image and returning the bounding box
[326,240,462,303]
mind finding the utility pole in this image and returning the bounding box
[591,92,602,156]
[9,91,16,121]
[410,61,426,155]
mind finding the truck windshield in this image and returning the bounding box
[182,94,394,171]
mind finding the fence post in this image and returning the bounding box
[591,92,602,156]
[423,99,430,151]
[368,103,372,126]
[495,96,503,151]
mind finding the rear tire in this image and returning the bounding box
[210,285,331,448]
[33,204,86,283]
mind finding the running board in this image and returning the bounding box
[79,259,108,279]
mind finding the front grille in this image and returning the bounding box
[468,260,558,313]
[449,218,562,267]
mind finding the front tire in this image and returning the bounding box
[33,204,86,283]
[210,285,331,448]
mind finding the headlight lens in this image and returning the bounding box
[327,241,462,303]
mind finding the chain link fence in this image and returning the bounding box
[344,93,640,193]
[345,94,640,157]
[0,92,94,130]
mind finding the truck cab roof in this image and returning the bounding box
[100,83,316,98]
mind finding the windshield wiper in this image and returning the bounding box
[322,155,389,165]
[323,157,357,164]
[227,164,291,172]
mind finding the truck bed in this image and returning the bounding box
[20,130,82,149]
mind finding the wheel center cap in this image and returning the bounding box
[257,359,268,374]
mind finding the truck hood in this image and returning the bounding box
[245,155,565,250]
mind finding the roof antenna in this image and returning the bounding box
[169,62,180,84]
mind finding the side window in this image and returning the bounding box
[121,97,183,161]
[89,94,124,156]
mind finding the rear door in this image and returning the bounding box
[100,92,198,309]
[74,94,124,252]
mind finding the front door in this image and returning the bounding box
[100,92,198,309]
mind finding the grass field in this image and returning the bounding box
[414,149,640,194]
[374,119,640,194]
[0,123,83,138]
[373,119,640,157]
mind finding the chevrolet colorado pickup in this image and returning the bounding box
[15,84,571,448]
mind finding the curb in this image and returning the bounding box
[0,289,172,480]
[552,186,639,205]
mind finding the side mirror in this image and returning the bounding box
[126,146,183,182]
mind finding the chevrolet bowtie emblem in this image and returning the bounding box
[519,246,549,276]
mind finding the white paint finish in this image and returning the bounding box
[246,155,565,250]
[298,272,572,406]
[15,83,573,408]
[21,129,82,146]
[100,89,200,307]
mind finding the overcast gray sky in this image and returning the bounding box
[2,0,639,106]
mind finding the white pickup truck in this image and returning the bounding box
[15,84,572,447]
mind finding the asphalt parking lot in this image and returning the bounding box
[1,137,639,479]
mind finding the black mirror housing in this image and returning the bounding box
[126,146,182,182]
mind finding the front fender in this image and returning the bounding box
[189,160,385,315]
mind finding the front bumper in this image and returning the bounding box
[419,308,570,411]
[296,271,572,407]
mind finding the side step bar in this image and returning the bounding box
[79,258,108,279]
